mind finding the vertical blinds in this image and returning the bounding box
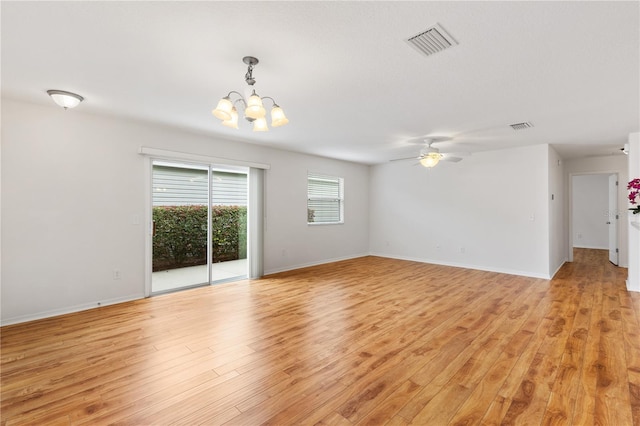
[307,173,343,223]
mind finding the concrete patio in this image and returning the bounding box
[152,258,247,293]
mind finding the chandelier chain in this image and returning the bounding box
[245,63,256,86]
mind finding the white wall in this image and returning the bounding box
[628,132,639,292]
[565,155,628,267]
[1,99,370,324]
[571,174,610,249]
[262,149,370,274]
[369,144,551,278]
[548,145,567,277]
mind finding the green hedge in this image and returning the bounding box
[153,205,247,271]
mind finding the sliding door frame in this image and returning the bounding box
[141,148,268,297]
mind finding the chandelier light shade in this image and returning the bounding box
[47,90,84,109]
[213,96,233,121]
[419,153,442,168]
[270,105,289,127]
[222,107,239,129]
[212,56,289,131]
[253,117,269,132]
[245,91,266,120]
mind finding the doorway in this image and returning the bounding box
[151,160,248,293]
[570,173,618,266]
[607,174,619,265]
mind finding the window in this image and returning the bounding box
[307,173,344,224]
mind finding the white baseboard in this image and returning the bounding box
[1,293,145,326]
[264,253,370,276]
[368,252,552,280]
[550,258,568,279]
[572,245,608,250]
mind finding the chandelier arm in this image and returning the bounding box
[226,91,245,100]
[259,96,278,107]
[227,91,248,109]
[233,98,247,109]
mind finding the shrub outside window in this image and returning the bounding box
[307,173,344,224]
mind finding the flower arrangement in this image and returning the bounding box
[629,178,640,214]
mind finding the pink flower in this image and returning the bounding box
[629,179,640,213]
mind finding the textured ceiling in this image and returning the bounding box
[2,1,638,163]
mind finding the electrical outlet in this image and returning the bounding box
[113,269,121,280]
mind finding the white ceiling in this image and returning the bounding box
[2,1,638,164]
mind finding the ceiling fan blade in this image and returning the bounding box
[439,150,471,156]
[442,156,463,163]
[389,156,419,162]
[407,136,452,145]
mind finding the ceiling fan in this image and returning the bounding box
[390,137,464,168]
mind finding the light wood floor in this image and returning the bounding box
[2,248,639,425]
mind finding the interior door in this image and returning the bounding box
[608,174,618,265]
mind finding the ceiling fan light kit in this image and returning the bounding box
[419,152,443,168]
[212,56,289,132]
[390,136,463,168]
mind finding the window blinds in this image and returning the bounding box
[307,173,343,224]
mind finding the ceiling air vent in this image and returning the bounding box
[510,122,534,131]
[406,24,458,57]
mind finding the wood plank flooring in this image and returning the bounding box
[2,248,639,425]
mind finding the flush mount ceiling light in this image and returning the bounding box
[47,90,84,109]
[212,56,289,132]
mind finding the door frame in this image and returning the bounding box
[608,173,619,265]
[149,159,213,294]
[567,171,619,263]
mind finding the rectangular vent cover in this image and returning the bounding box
[406,24,458,57]
[510,122,534,131]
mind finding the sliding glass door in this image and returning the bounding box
[210,169,248,282]
[151,161,248,294]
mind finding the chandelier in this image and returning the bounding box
[212,56,289,131]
